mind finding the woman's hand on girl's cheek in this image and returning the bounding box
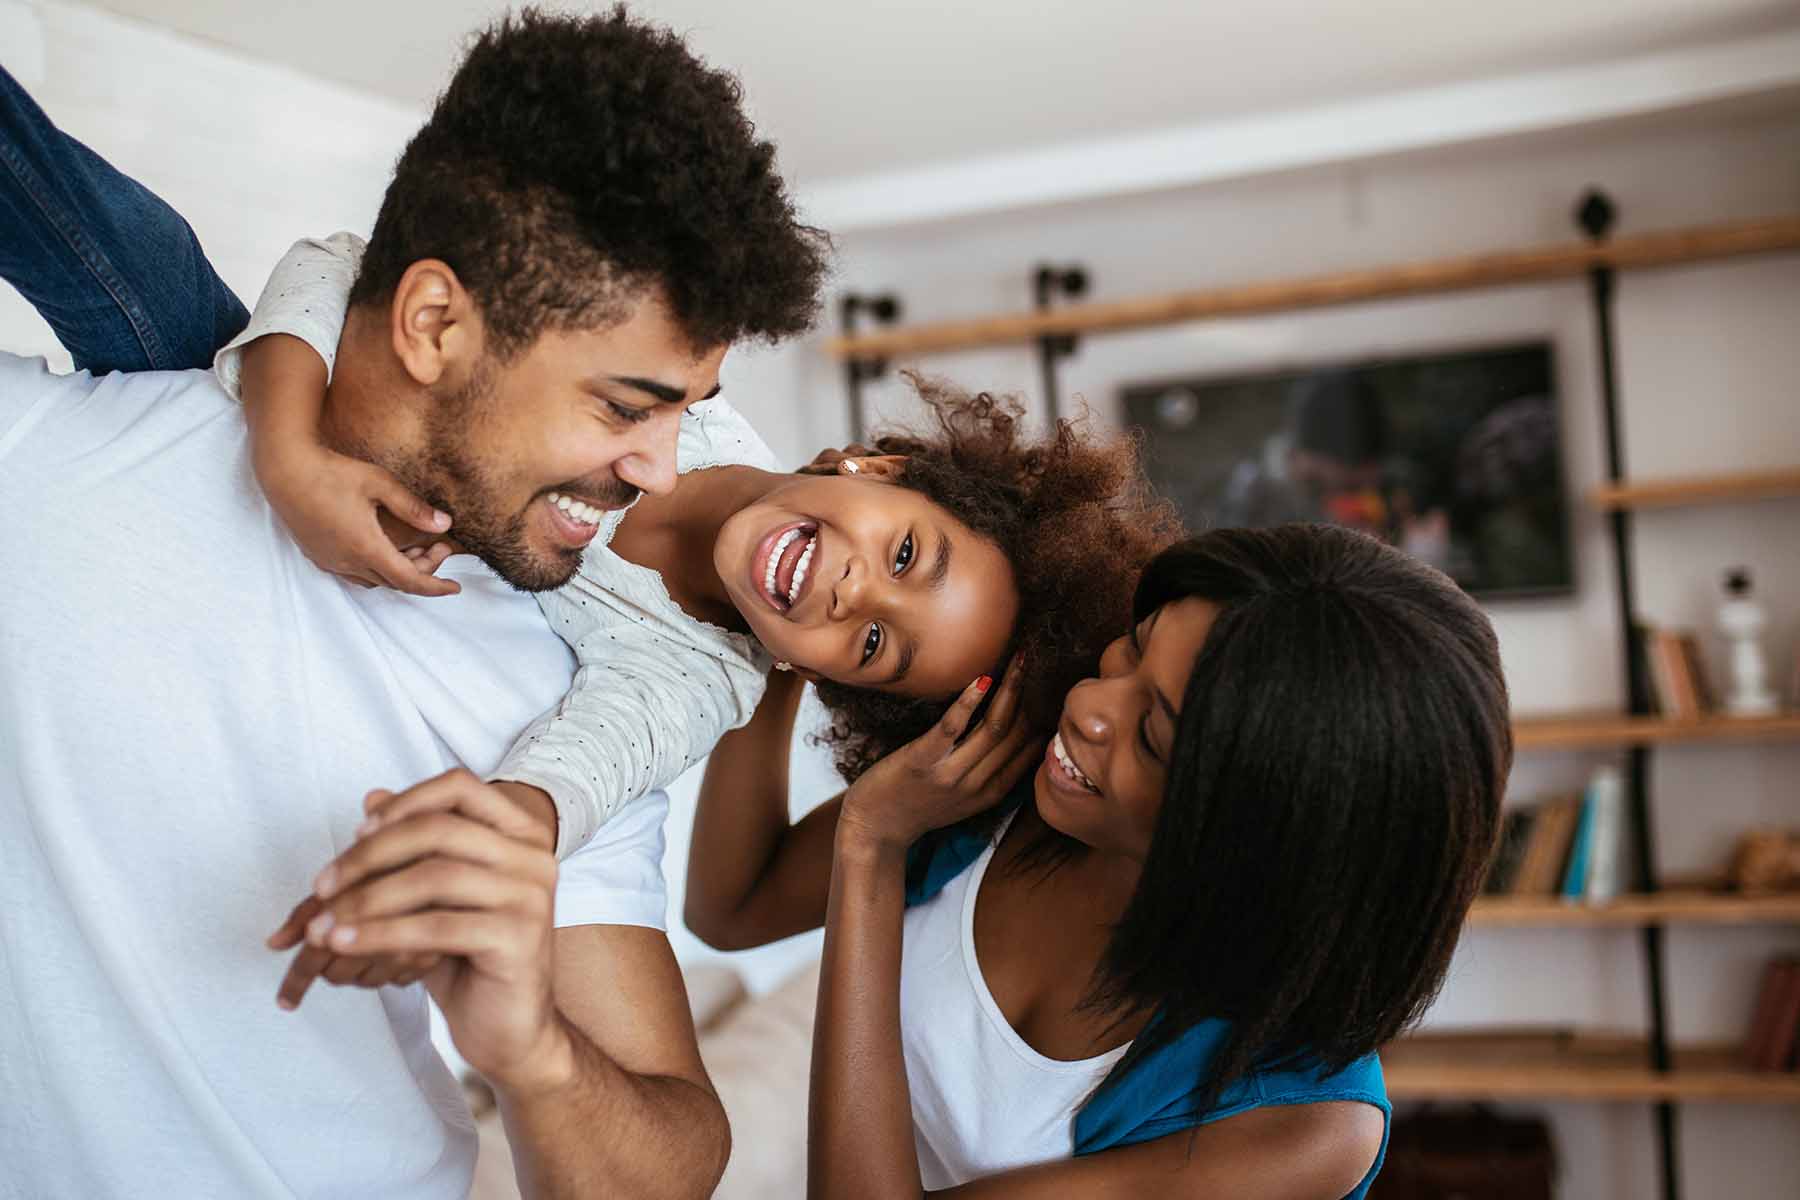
[837,659,1045,854]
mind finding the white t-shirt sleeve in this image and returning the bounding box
[551,787,670,930]
[212,232,365,398]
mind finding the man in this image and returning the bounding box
[0,9,825,1198]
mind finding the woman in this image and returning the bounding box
[688,524,1511,1197]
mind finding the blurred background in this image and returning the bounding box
[3,2,1797,1196]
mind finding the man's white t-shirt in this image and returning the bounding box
[0,353,668,1198]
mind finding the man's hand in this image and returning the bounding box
[268,770,570,1093]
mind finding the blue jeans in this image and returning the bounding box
[0,65,247,373]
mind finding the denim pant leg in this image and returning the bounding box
[0,65,248,373]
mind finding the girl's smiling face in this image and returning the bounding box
[1034,597,1220,859]
[713,472,1019,699]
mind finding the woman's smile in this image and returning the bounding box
[1045,731,1100,795]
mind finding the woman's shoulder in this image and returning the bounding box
[1074,1026,1388,1153]
[1250,1047,1387,1111]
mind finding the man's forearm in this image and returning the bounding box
[497,1009,729,1200]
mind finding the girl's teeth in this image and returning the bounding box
[786,536,816,604]
[764,527,803,600]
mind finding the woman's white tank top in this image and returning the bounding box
[899,815,1130,1189]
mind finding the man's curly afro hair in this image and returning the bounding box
[348,6,829,358]
[813,375,1185,782]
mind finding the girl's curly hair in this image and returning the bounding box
[813,374,1185,781]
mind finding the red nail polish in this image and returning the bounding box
[975,675,993,693]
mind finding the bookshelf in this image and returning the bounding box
[826,215,1800,361]
[1469,893,1800,928]
[1589,467,1800,512]
[1440,195,1800,1200]
[1384,1032,1800,1103]
[1512,712,1800,752]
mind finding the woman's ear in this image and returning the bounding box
[839,454,908,481]
[389,259,480,387]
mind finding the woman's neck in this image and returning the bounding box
[612,464,782,631]
[999,802,1142,920]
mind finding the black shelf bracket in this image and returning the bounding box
[839,292,903,443]
[1033,263,1088,422]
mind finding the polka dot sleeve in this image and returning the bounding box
[497,396,782,859]
[212,233,364,399]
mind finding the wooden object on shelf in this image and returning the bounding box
[1745,959,1800,1071]
[1468,891,1800,927]
[825,215,1800,360]
[1512,711,1800,751]
[1382,1030,1800,1102]
[1589,467,1800,512]
[1510,795,1582,896]
[1731,830,1800,895]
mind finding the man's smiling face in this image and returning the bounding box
[416,289,726,593]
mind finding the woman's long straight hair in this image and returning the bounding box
[1087,524,1511,1117]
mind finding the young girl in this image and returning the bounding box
[688,524,1510,1197]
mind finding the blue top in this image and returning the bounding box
[904,810,1392,1199]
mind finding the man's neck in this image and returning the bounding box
[319,308,441,553]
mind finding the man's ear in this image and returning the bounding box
[839,454,908,481]
[389,260,481,386]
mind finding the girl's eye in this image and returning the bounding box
[893,532,914,574]
[607,401,651,425]
[861,623,883,666]
[1138,716,1158,761]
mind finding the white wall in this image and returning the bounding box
[5,2,1797,1194]
[811,109,1800,1199]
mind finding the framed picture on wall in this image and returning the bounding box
[1120,341,1574,600]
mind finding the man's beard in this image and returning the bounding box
[390,360,639,594]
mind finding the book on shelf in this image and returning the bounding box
[1511,794,1581,896]
[1678,632,1715,712]
[1744,957,1800,1072]
[1492,767,1629,901]
[1582,765,1626,902]
[1632,620,1713,719]
[1561,791,1596,899]
[1485,808,1537,894]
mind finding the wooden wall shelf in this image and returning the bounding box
[1383,1032,1800,1103]
[825,214,1800,360]
[1512,712,1800,751]
[1469,893,1800,928]
[1590,467,1800,512]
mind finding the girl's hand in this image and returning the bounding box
[258,441,461,596]
[837,659,1044,854]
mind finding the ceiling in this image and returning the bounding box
[72,0,1800,187]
